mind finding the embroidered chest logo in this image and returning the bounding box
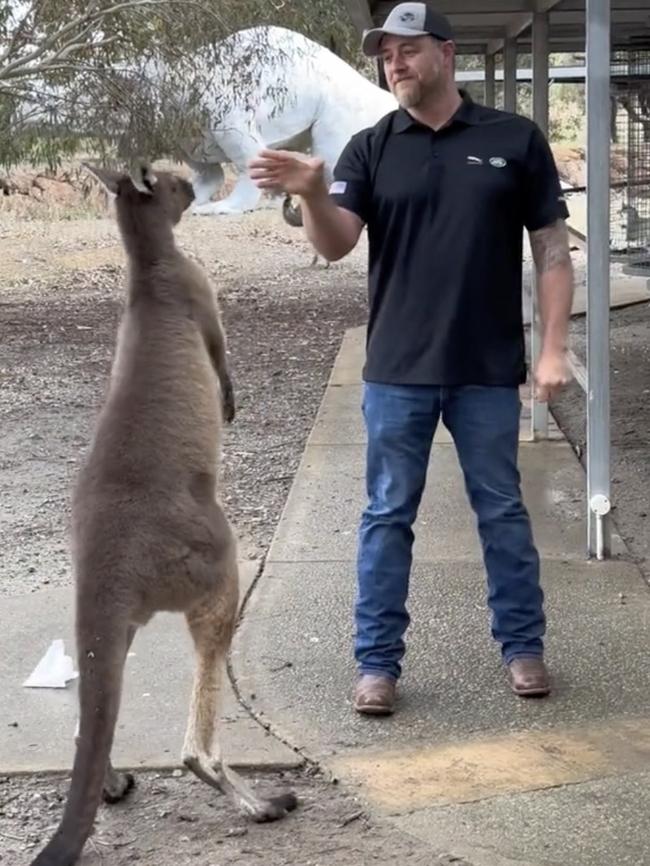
[467,155,509,168]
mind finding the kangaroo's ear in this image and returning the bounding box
[129,162,158,195]
[82,162,123,196]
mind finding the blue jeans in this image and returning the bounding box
[355,382,544,680]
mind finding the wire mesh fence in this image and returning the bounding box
[610,40,650,263]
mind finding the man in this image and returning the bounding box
[249,2,573,715]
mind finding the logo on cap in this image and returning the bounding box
[400,11,416,21]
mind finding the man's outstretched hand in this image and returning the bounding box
[248,149,326,199]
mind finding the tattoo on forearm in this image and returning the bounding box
[529,219,572,273]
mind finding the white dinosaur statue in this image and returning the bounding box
[179,25,398,217]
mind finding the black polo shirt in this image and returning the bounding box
[329,93,570,386]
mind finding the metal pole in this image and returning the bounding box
[485,51,496,107]
[531,11,550,440]
[377,59,389,90]
[532,13,550,138]
[586,0,612,558]
[503,37,517,112]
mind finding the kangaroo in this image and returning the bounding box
[31,162,297,866]
[281,194,330,269]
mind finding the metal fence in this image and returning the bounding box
[610,43,650,263]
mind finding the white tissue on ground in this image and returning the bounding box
[23,639,79,689]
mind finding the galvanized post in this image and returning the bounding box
[503,37,517,112]
[485,51,496,107]
[531,11,550,439]
[586,0,612,558]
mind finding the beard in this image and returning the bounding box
[392,71,444,109]
[393,78,423,108]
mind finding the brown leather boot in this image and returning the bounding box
[353,674,396,715]
[507,657,551,697]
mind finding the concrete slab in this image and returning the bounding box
[267,441,594,564]
[308,383,562,448]
[329,327,366,387]
[329,717,650,811]
[394,771,650,866]
[569,274,650,317]
[233,559,650,758]
[523,265,649,322]
[0,561,302,774]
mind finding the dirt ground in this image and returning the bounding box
[551,302,650,580]
[0,768,447,865]
[1,164,649,864]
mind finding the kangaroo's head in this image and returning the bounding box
[281,193,304,228]
[83,162,195,229]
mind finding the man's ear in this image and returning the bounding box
[81,162,123,196]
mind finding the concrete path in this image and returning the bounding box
[0,559,302,774]
[232,326,650,866]
[520,271,647,326]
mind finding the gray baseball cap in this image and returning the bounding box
[361,2,454,57]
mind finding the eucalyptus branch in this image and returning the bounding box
[0,1,37,66]
[0,0,361,169]
[0,37,120,79]
[0,0,222,81]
